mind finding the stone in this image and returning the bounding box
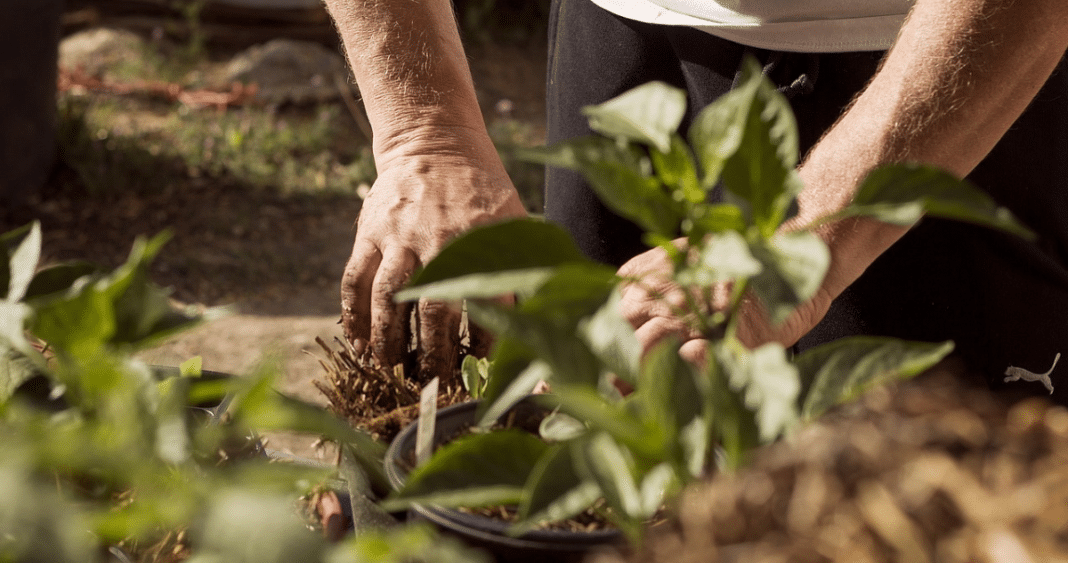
[59,27,148,79]
[223,38,349,104]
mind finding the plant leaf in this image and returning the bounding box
[581,432,643,519]
[385,430,549,510]
[578,289,642,385]
[716,59,801,238]
[535,388,657,459]
[832,163,1035,239]
[23,261,98,300]
[639,462,679,517]
[581,81,686,153]
[3,221,41,303]
[520,137,683,237]
[397,268,556,302]
[651,134,703,204]
[516,443,601,528]
[718,342,800,443]
[407,218,590,288]
[676,230,762,287]
[797,337,954,421]
[748,231,830,324]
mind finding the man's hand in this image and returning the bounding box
[341,148,526,377]
[617,240,833,364]
[323,0,527,375]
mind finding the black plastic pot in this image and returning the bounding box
[0,0,64,205]
[385,400,624,563]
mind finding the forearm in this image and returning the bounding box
[323,0,489,166]
[795,0,1068,300]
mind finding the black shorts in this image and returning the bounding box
[544,0,1068,401]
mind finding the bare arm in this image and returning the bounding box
[791,0,1068,310]
[325,0,526,374]
[622,0,1068,355]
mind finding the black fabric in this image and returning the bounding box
[544,0,1068,401]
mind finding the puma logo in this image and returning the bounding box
[1004,352,1061,394]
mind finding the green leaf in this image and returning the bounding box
[468,302,602,389]
[535,388,657,459]
[718,342,800,443]
[577,289,642,385]
[689,83,751,189]
[686,203,747,237]
[651,134,703,204]
[703,343,759,471]
[833,163,1035,239]
[748,231,830,324]
[520,137,683,237]
[516,443,600,528]
[714,59,802,237]
[397,268,556,302]
[638,462,679,517]
[460,355,489,399]
[635,338,702,443]
[407,219,589,288]
[476,337,541,426]
[23,261,97,300]
[384,430,549,511]
[538,410,587,442]
[676,230,762,287]
[0,345,39,404]
[797,337,954,421]
[581,432,643,519]
[517,264,619,325]
[180,356,203,378]
[581,81,687,153]
[3,222,41,303]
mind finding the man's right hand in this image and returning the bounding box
[340,139,527,379]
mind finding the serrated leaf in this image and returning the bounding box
[833,163,1035,239]
[689,82,751,188]
[716,59,801,237]
[581,81,687,152]
[718,342,800,443]
[677,230,762,287]
[797,337,954,421]
[748,231,830,324]
[407,219,589,289]
[384,430,548,511]
[704,343,760,470]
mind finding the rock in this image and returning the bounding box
[59,27,148,79]
[223,38,349,104]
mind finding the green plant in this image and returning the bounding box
[385,59,1031,541]
[0,222,473,562]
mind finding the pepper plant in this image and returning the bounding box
[386,59,1032,541]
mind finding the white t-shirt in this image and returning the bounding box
[589,0,914,52]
